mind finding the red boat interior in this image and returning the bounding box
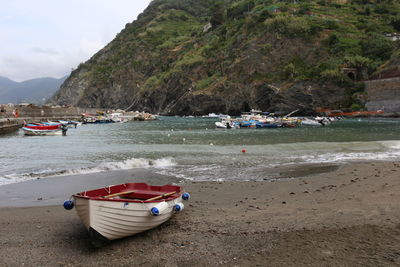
[24,123,61,130]
[74,183,182,203]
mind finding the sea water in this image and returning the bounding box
[0,117,399,185]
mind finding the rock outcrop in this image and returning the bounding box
[49,0,400,115]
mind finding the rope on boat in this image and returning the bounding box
[105,185,112,194]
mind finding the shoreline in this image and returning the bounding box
[1,160,400,265]
[0,169,180,207]
[0,162,346,207]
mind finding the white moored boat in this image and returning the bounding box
[301,118,323,126]
[64,183,190,245]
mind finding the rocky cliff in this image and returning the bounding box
[49,0,400,115]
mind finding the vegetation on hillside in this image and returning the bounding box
[52,0,400,114]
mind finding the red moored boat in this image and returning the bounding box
[24,123,61,130]
[22,122,67,136]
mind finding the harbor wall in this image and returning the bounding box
[0,119,19,134]
[365,77,400,115]
[0,105,101,135]
[0,105,155,134]
[0,105,101,119]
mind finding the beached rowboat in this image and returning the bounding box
[64,183,190,243]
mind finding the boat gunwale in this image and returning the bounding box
[73,194,181,203]
[73,182,182,204]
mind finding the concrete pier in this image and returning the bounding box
[0,105,100,135]
[0,119,19,135]
[0,104,157,135]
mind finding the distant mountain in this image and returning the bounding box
[0,76,67,104]
[0,77,17,89]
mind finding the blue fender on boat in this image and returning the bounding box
[63,200,74,210]
[182,192,190,201]
[173,203,184,212]
[150,201,170,216]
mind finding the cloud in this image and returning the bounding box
[0,39,107,80]
[1,55,68,80]
[31,47,60,55]
[0,0,152,81]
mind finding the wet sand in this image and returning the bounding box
[0,169,180,207]
[1,161,400,266]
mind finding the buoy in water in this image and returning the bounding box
[241,149,246,153]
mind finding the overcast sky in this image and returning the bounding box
[0,0,151,82]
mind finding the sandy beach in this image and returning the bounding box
[1,161,400,266]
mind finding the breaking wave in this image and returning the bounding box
[0,157,176,186]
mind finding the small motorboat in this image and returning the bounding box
[57,120,81,128]
[215,120,237,129]
[238,120,256,128]
[300,118,324,126]
[64,183,190,245]
[255,121,280,128]
[22,122,68,136]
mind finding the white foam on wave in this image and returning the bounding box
[0,176,16,186]
[93,157,176,171]
[380,140,400,150]
[278,140,400,165]
[156,140,400,181]
[1,157,176,186]
[299,151,400,164]
[2,140,400,186]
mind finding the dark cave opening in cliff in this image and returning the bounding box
[242,102,251,113]
[347,72,356,81]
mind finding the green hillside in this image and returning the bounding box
[50,0,400,115]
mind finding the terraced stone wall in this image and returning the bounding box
[365,77,400,114]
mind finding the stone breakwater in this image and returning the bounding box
[0,118,19,134]
[0,105,100,135]
[1,105,99,120]
[0,105,158,134]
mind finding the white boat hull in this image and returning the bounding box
[22,128,63,136]
[73,196,183,240]
[301,120,323,126]
[215,121,227,128]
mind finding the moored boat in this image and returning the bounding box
[64,183,190,245]
[215,120,238,129]
[255,121,280,128]
[301,117,330,126]
[22,122,68,136]
[57,120,80,128]
[300,118,323,126]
